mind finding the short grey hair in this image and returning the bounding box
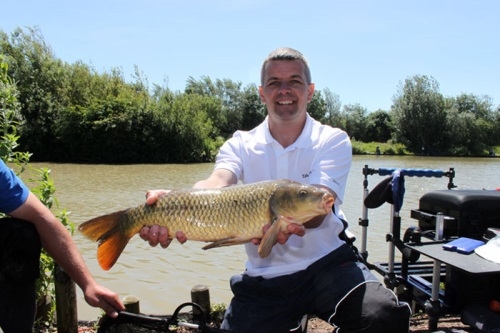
[260,47,312,86]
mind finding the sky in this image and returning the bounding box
[2,0,499,112]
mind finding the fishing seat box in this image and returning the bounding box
[410,190,500,240]
[408,190,500,313]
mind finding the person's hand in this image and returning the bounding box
[250,223,305,246]
[139,225,187,248]
[144,189,169,206]
[141,188,188,248]
[83,283,125,318]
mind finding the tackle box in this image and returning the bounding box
[410,190,500,240]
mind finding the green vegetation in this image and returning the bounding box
[352,140,410,156]
[1,26,499,163]
[1,53,72,330]
[210,303,227,326]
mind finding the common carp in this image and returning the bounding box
[79,179,335,270]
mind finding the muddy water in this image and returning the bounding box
[27,155,498,320]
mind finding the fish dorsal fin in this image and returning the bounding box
[258,217,287,258]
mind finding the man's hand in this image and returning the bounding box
[140,189,187,248]
[144,189,169,206]
[83,283,125,319]
[250,223,306,246]
[139,225,187,248]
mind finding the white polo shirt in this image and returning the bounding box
[215,114,352,278]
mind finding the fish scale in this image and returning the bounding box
[79,179,335,270]
[138,185,273,239]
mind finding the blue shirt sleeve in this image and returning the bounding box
[0,159,30,213]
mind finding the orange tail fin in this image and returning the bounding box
[79,210,132,270]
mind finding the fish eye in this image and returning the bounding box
[299,189,308,197]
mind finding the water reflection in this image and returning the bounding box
[28,156,498,320]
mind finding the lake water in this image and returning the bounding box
[28,155,498,320]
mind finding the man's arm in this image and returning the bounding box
[8,192,125,317]
[193,168,238,189]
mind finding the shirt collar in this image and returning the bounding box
[256,113,314,148]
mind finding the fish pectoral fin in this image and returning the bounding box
[202,237,247,250]
[258,217,286,258]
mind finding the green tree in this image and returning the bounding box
[185,76,244,138]
[444,94,496,155]
[492,106,500,146]
[307,90,327,122]
[0,55,31,166]
[342,103,368,141]
[453,93,494,120]
[153,92,220,162]
[365,109,393,143]
[0,26,68,160]
[322,88,343,129]
[240,83,266,131]
[391,75,446,154]
[52,68,151,163]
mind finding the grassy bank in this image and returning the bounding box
[352,141,410,156]
[352,141,499,157]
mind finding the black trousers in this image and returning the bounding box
[221,244,411,333]
[0,218,41,333]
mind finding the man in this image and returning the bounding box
[141,47,410,332]
[0,159,125,333]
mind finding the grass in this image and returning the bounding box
[351,140,500,157]
[352,141,411,156]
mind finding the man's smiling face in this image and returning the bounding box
[259,59,315,121]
